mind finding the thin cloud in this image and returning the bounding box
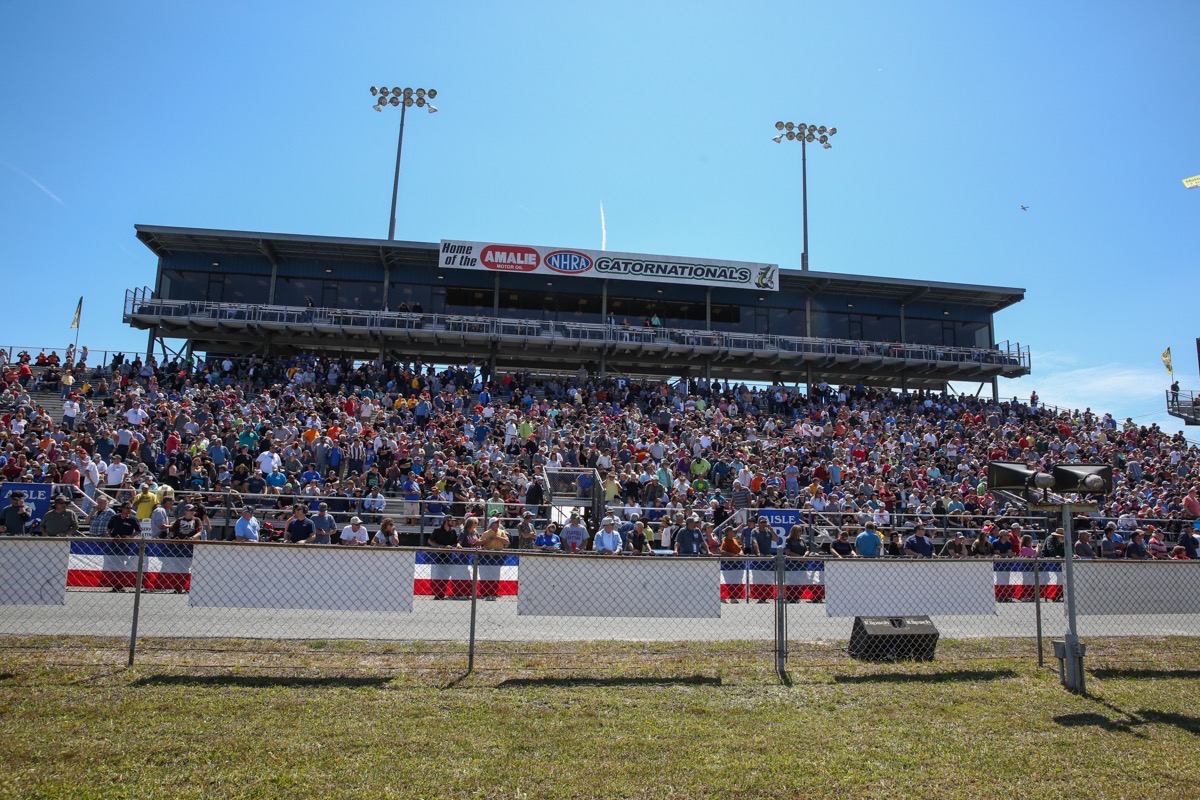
[2,160,65,206]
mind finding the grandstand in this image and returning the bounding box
[126,225,1030,395]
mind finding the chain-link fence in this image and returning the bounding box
[1,537,1197,682]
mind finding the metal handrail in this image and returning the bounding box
[123,288,1031,370]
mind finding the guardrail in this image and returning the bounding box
[124,288,1031,371]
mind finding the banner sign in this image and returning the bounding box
[0,483,55,532]
[439,240,779,292]
[756,509,801,549]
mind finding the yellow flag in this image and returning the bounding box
[1161,347,1173,375]
[1184,174,1200,189]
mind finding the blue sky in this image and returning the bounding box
[1,2,1197,432]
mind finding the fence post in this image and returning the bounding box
[774,547,787,681]
[467,553,480,674]
[1033,558,1044,668]
[127,539,146,667]
[221,489,233,541]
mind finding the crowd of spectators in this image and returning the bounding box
[1,346,1199,562]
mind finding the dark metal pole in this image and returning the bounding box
[387,102,408,241]
[801,136,809,272]
[127,539,146,667]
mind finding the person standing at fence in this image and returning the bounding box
[627,520,650,554]
[855,521,882,558]
[234,506,260,542]
[903,525,934,558]
[458,517,482,549]
[339,516,369,546]
[674,515,708,556]
[430,516,460,549]
[168,504,203,540]
[561,513,588,552]
[106,502,141,539]
[939,531,968,558]
[1040,528,1065,559]
[1147,528,1170,559]
[516,510,536,549]
[309,503,336,545]
[1074,529,1096,559]
[41,495,80,537]
[784,525,808,557]
[593,517,623,554]
[372,518,399,547]
[149,496,174,538]
[286,505,316,544]
[746,516,776,557]
[480,517,510,550]
[534,522,561,551]
[87,496,114,536]
[0,491,31,534]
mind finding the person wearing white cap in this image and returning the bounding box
[340,516,369,546]
[593,516,623,554]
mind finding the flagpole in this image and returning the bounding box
[70,297,82,361]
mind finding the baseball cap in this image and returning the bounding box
[522,511,533,517]
[350,516,362,525]
[488,517,499,526]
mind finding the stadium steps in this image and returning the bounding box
[29,391,66,423]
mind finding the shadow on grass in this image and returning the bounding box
[496,675,722,689]
[133,674,393,689]
[0,673,13,682]
[833,669,1016,685]
[1091,668,1200,681]
[1053,696,1200,738]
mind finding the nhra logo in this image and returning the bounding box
[480,244,540,272]
[544,250,593,274]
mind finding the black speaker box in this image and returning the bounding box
[848,616,939,661]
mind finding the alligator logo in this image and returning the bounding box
[754,266,776,290]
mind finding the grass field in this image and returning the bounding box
[0,637,1198,799]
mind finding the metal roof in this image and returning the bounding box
[134,224,1024,310]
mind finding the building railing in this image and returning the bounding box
[124,288,1031,371]
[1167,389,1200,422]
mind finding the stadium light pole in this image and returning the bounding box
[772,121,837,271]
[372,85,439,240]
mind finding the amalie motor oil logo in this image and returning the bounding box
[480,244,540,272]
[544,250,593,274]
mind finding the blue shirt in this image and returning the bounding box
[534,532,560,550]
[675,527,706,555]
[855,530,882,557]
[235,516,260,541]
[903,533,934,558]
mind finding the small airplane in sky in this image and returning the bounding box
[1020,205,1029,211]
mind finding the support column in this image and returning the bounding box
[991,377,999,402]
[493,273,500,318]
[705,287,711,329]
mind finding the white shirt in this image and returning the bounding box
[256,451,280,475]
[62,400,80,419]
[105,462,129,486]
[125,407,148,426]
[340,524,369,545]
